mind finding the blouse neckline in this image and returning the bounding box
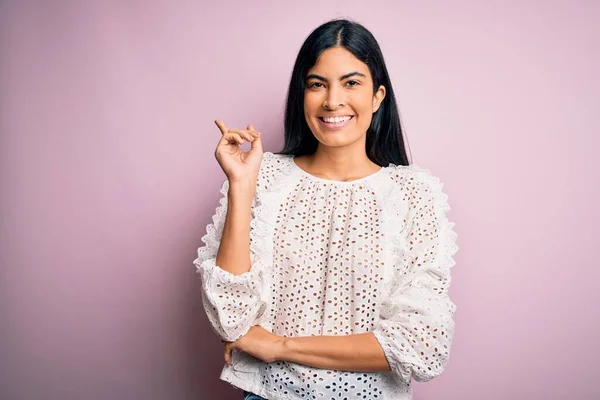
[290,155,385,185]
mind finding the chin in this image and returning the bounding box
[316,133,360,148]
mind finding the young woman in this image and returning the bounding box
[194,19,458,400]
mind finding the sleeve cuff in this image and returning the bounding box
[196,257,260,287]
[372,326,420,383]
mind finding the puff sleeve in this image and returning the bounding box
[372,171,459,383]
[193,178,267,342]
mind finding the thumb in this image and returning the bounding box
[247,124,262,152]
[250,130,263,152]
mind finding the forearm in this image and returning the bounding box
[279,332,391,372]
[215,180,255,276]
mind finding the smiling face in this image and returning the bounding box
[304,47,386,149]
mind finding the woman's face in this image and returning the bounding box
[304,47,386,149]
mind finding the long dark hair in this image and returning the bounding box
[278,19,410,167]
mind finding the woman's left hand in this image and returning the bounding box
[223,325,286,366]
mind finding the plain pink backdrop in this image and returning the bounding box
[1,1,598,399]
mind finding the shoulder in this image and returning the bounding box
[384,165,458,257]
[384,163,452,214]
[256,151,294,192]
[215,152,292,199]
[259,151,292,171]
[386,163,443,190]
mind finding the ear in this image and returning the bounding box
[372,85,386,113]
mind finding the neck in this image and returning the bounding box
[303,142,381,182]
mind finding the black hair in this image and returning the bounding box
[278,18,410,166]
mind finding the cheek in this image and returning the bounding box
[353,115,372,137]
[355,98,374,124]
[304,92,320,110]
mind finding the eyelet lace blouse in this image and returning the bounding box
[194,151,458,400]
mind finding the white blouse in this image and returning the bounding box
[194,151,458,400]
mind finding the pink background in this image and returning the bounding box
[1,1,598,399]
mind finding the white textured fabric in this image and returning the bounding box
[194,151,459,400]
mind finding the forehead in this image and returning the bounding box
[308,47,370,77]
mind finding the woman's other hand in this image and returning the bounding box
[214,120,263,183]
[223,325,286,366]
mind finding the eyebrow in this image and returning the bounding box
[305,71,366,82]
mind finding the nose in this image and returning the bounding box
[323,86,345,110]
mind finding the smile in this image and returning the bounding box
[318,116,354,130]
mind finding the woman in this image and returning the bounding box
[194,19,458,400]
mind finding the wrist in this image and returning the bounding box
[229,178,255,188]
[228,179,256,199]
[276,337,295,362]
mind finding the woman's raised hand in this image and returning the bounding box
[214,120,263,183]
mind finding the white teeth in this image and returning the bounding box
[322,116,351,123]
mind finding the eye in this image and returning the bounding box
[346,80,360,87]
[307,82,324,89]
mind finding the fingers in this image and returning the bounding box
[248,125,261,138]
[228,129,260,142]
[214,120,229,136]
[224,343,233,367]
[222,132,245,145]
[214,120,262,146]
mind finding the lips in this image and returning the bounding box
[317,116,354,130]
[319,116,353,123]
